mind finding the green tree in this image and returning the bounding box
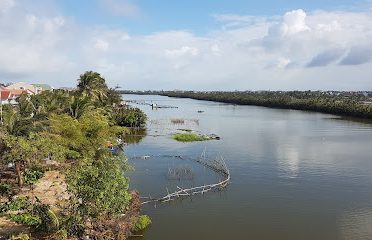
[67,151,131,218]
[1,133,68,187]
[77,71,109,103]
[17,94,35,118]
[68,95,93,119]
[113,107,147,128]
[31,90,70,115]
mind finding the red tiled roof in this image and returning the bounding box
[0,90,11,101]
[8,89,28,99]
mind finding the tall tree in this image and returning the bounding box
[77,71,109,103]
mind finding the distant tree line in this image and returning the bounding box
[121,90,372,119]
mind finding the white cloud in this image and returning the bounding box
[121,33,131,40]
[165,46,200,58]
[99,0,139,17]
[281,9,310,35]
[266,58,292,69]
[94,39,110,51]
[0,0,15,13]
[1,2,372,90]
[210,44,221,56]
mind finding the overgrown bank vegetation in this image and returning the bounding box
[0,71,148,239]
[163,91,372,119]
[122,90,372,119]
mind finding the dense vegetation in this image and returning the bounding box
[121,90,372,119]
[0,71,148,239]
[164,91,372,119]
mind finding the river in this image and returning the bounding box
[124,94,372,240]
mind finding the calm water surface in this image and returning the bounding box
[124,94,372,240]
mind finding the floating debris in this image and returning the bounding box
[171,118,185,124]
[177,128,193,132]
[205,134,220,140]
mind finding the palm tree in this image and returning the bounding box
[77,71,109,102]
[17,93,35,118]
[1,106,18,135]
[69,95,93,119]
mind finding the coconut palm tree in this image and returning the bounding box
[69,95,93,119]
[77,71,109,103]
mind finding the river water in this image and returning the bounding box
[124,94,372,240]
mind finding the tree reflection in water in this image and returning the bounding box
[124,128,147,144]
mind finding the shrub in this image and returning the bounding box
[0,182,11,196]
[66,152,131,218]
[0,196,31,213]
[24,165,45,185]
[2,197,58,232]
[113,107,147,127]
[11,212,41,226]
[33,201,59,232]
[61,214,85,237]
[134,215,151,232]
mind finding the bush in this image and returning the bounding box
[134,215,151,231]
[1,197,58,232]
[11,212,41,226]
[24,165,45,185]
[113,107,147,127]
[0,196,30,214]
[0,182,11,196]
[33,201,59,232]
[61,214,85,238]
[66,152,131,218]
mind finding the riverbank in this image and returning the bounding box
[0,166,143,239]
[122,90,372,119]
[0,71,149,239]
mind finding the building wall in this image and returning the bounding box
[6,82,37,93]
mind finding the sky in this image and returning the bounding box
[1,0,372,90]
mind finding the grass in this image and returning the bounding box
[173,133,210,142]
[134,215,152,232]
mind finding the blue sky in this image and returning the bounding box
[58,0,368,34]
[1,0,372,90]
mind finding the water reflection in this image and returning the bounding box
[277,145,300,178]
[340,205,372,240]
[124,128,147,144]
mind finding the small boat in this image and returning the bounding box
[197,110,204,113]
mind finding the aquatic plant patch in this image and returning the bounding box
[172,133,210,142]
